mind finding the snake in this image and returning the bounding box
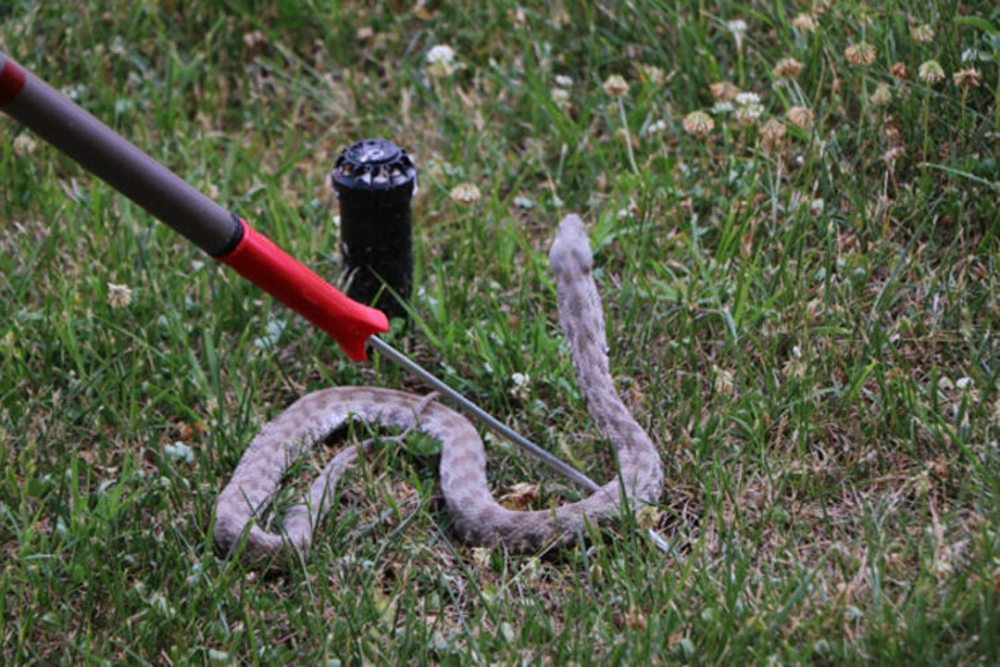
[213,214,664,566]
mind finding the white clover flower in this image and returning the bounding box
[643,118,668,136]
[426,44,458,77]
[510,372,531,401]
[164,441,194,463]
[13,134,37,157]
[426,44,455,65]
[734,92,764,125]
[471,547,491,568]
[727,19,748,50]
[713,366,735,395]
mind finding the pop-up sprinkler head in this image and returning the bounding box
[331,139,417,322]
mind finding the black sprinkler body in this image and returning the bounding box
[331,139,417,322]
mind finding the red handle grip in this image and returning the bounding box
[0,56,26,106]
[218,219,388,361]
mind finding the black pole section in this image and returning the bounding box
[331,139,417,322]
[0,53,241,256]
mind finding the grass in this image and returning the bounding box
[1,0,999,663]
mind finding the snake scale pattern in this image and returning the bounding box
[214,214,664,566]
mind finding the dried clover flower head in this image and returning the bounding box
[683,111,715,137]
[638,63,666,86]
[953,68,982,89]
[773,57,803,80]
[911,24,935,44]
[760,118,786,153]
[845,42,876,66]
[871,82,892,107]
[786,106,815,129]
[107,283,133,308]
[791,13,818,32]
[603,74,630,97]
[710,81,741,102]
[449,182,481,204]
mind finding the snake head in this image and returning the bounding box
[549,214,593,277]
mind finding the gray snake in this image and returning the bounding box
[213,214,664,565]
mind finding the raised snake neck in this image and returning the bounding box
[213,214,664,566]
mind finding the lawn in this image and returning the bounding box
[1,0,999,664]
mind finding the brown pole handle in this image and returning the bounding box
[0,52,241,256]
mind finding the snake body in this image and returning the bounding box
[214,214,664,564]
